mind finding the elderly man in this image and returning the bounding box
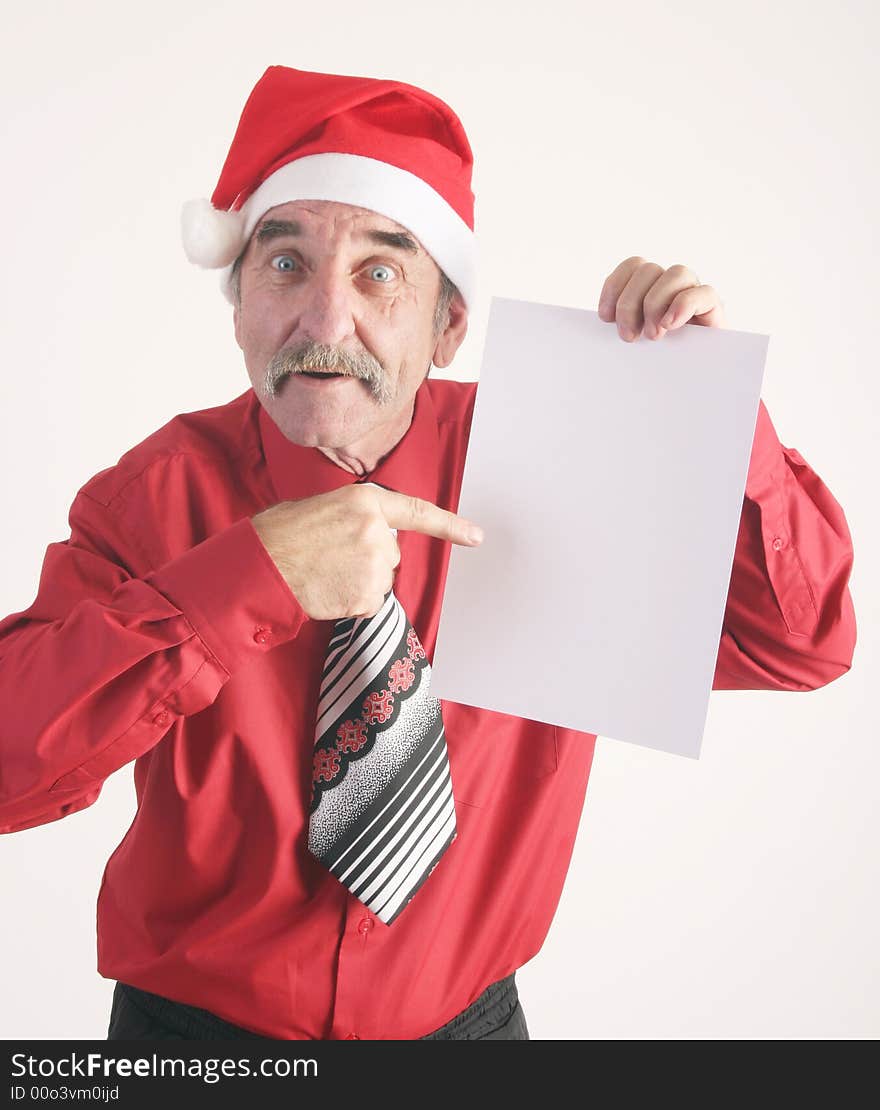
[0,66,856,1041]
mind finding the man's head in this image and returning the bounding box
[181,66,476,462]
[230,199,467,456]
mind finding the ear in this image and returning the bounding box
[431,291,468,369]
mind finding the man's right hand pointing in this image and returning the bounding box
[251,485,483,621]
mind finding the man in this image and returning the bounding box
[0,66,856,1040]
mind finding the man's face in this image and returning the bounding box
[233,199,467,455]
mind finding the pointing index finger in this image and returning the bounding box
[372,488,483,547]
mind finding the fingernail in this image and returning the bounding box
[467,525,484,544]
[662,311,675,327]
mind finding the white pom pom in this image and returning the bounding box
[180,198,246,268]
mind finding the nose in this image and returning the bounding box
[295,268,357,347]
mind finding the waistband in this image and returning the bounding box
[420,974,518,1039]
[116,972,518,1041]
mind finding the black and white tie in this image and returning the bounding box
[307,588,457,925]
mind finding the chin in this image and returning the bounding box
[267,399,372,449]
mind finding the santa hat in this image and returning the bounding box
[181,65,476,307]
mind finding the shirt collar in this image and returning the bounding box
[257,379,442,504]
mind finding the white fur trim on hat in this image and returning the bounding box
[181,198,247,268]
[207,153,476,309]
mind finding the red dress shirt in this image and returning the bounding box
[0,378,856,1039]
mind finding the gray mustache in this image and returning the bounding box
[265,341,391,403]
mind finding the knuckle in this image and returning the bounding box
[667,263,690,277]
[364,516,388,546]
[354,516,375,545]
[347,485,375,511]
[643,291,667,317]
[355,510,385,544]
[616,292,640,312]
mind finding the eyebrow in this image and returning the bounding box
[363,229,420,254]
[255,219,303,244]
[253,219,420,254]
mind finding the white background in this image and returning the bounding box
[1,0,876,1039]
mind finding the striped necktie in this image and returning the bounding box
[307,588,457,925]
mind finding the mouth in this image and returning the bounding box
[279,370,357,388]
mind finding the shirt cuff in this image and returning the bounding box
[144,515,309,675]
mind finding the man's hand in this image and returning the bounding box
[598,256,727,341]
[251,485,483,621]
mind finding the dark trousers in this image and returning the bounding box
[107,972,529,1041]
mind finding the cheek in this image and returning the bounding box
[239,301,286,353]
[378,296,434,364]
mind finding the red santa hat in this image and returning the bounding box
[181,65,477,308]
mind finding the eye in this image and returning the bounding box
[271,254,298,272]
[367,264,395,283]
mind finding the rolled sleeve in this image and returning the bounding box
[714,398,856,690]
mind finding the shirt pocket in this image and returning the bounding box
[441,702,558,809]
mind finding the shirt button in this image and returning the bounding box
[253,626,272,644]
[357,916,374,935]
[153,710,170,727]
[771,536,786,551]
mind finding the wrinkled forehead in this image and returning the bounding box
[252,198,428,256]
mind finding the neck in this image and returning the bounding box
[317,399,415,476]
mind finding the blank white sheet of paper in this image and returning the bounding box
[430,296,769,759]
